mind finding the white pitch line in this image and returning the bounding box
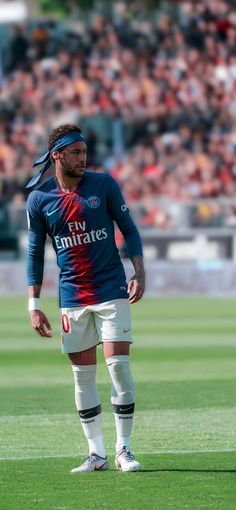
[1,449,236,462]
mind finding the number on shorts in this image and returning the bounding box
[62,314,71,334]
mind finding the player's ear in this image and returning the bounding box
[52,150,61,160]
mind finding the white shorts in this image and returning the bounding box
[60,299,132,354]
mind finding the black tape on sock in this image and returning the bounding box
[112,403,135,415]
[79,404,101,419]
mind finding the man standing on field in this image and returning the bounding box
[26,123,145,473]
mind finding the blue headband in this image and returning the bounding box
[26,131,86,189]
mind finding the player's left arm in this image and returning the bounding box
[107,176,145,303]
[128,254,145,304]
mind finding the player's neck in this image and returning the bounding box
[55,174,82,193]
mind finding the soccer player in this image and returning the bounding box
[26,124,145,473]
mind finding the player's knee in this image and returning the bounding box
[72,364,100,410]
[72,364,97,387]
[106,355,135,404]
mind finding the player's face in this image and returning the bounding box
[59,141,87,178]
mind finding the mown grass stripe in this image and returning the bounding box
[1,408,235,460]
[1,449,236,462]
[1,379,235,416]
[1,335,236,352]
[1,358,236,387]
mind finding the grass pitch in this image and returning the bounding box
[0,297,235,510]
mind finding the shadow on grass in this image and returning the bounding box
[140,468,236,473]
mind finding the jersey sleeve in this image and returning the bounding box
[107,175,143,257]
[26,191,47,286]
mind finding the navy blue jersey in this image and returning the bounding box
[27,172,143,307]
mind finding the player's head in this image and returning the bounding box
[26,124,87,189]
[48,124,83,153]
[48,124,87,179]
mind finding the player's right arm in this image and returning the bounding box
[28,284,52,337]
[27,192,52,338]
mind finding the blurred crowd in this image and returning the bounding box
[1,0,236,229]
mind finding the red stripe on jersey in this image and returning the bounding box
[61,192,98,305]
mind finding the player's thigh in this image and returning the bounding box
[103,341,130,358]
[61,306,99,355]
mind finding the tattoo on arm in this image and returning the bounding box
[130,255,145,275]
[28,284,42,299]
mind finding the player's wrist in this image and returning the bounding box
[28,298,40,311]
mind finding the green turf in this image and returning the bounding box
[0,297,236,510]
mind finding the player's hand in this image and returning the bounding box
[30,310,53,338]
[128,271,145,304]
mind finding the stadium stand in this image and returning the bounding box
[0,0,236,237]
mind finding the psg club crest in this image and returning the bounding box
[87,196,100,208]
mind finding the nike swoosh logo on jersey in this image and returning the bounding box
[120,406,134,412]
[47,207,61,216]
[123,328,131,333]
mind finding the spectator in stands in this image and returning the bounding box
[0,0,236,230]
[7,26,29,71]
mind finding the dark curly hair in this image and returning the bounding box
[48,124,83,151]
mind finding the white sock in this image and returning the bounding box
[79,411,106,458]
[116,434,131,452]
[106,356,135,454]
[72,364,106,458]
[88,434,106,458]
[113,405,134,453]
